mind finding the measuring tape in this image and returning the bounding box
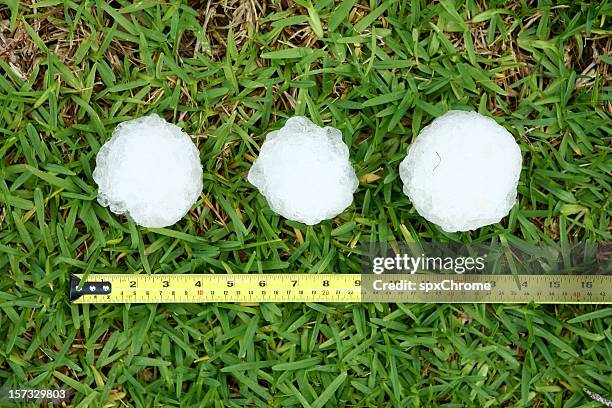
[70,274,612,304]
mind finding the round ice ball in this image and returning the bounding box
[93,114,203,228]
[399,110,522,232]
[248,116,358,225]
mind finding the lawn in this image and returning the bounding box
[0,0,611,406]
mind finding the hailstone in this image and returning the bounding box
[248,116,358,225]
[93,114,203,228]
[399,110,522,232]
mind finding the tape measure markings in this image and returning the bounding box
[69,274,612,304]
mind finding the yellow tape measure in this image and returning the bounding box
[70,274,612,304]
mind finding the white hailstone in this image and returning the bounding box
[248,116,358,225]
[399,110,522,232]
[93,114,203,228]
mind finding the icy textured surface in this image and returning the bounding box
[399,110,522,232]
[93,114,203,228]
[248,116,358,225]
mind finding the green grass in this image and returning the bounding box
[0,0,611,406]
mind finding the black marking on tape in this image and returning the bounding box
[70,275,112,301]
